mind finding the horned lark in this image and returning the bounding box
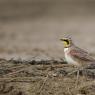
[60,37,95,67]
[60,37,95,86]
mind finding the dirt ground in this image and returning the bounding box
[0,59,95,95]
[0,0,95,95]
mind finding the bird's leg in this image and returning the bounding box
[82,67,88,81]
[67,67,80,87]
[67,65,79,76]
[75,66,88,87]
[75,69,79,88]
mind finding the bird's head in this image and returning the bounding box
[60,37,73,48]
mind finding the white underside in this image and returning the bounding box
[64,48,80,66]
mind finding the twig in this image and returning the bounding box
[3,65,30,77]
[71,80,95,93]
[76,80,95,90]
[38,74,49,95]
[38,66,52,95]
[0,77,43,82]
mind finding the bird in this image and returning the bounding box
[60,37,95,86]
[60,37,95,68]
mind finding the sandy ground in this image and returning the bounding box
[0,59,94,95]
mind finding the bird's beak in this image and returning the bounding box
[60,38,64,41]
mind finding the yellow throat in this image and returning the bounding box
[60,38,71,48]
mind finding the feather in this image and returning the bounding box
[70,47,95,62]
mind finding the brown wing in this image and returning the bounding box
[70,48,95,62]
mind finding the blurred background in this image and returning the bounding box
[0,0,95,60]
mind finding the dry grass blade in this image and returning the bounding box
[2,65,30,77]
[0,77,43,82]
[75,80,95,90]
[38,74,49,95]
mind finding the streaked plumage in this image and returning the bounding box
[60,37,95,67]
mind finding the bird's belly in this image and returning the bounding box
[65,53,80,66]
